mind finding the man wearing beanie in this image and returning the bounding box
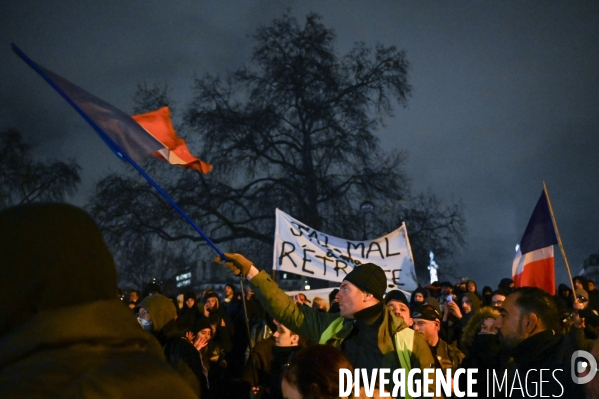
[412,303,464,379]
[385,290,413,327]
[0,203,197,398]
[218,252,436,396]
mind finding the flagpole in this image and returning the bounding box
[11,43,227,261]
[543,182,576,295]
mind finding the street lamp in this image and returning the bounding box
[360,200,374,240]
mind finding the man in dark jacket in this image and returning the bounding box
[495,287,584,398]
[219,252,437,396]
[412,303,464,373]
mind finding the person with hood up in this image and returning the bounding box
[409,286,429,311]
[498,277,514,292]
[0,203,197,398]
[139,293,204,396]
[466,279,482,301]
[191,317,228,399]
[178,291,204,332]
[442,292,481,347]
[481,286,493,307]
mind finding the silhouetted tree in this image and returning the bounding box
[0,129,80,210]
[88,13,466,279]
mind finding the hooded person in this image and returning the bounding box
[177,291,203,332]
[466,279,482,300]
[409,286,429,311]
[139,293,204,396]
[442,291,481,347]
[0,203,197,398]
[498,278,514,292]
[481,286,493,307]
[217,252,437,396]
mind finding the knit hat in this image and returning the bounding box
[412,303,441,321]
[139,294,177,332]
[193,316,213,335]
[343,263,387,302]
[184,291,197,302]
[385,290,409,307]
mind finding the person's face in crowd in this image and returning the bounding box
[185,297,195,308]
[413,318,440,346]
[458,283,466,292]
[413,293,424,303]
[224,285,233,298]
[198,327,212,341]
[130,291,139,302]
[560,289,571,299]
[575,280,583,290]
[273,324,299,347]
[205,297,218,311]
[467,281,476,292]
[281,378,302,399]
[461,295,473,314]
[137,307,153,331]
[336,280,371,318]
[441,286,452,296]
[491,294,506,308]
[589,281,596,291]
[138,308,151,322]
[387,300,413,327]
[495,293,529,350]
[298,294,307,304]
[481,317,498,334]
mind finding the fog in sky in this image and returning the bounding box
[2,1,598,289]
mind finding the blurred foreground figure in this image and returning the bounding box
[0,204,197,398]
[282,345,383,399]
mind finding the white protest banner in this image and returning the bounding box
[274,208,419,292]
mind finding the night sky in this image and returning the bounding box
[2,1,598,290]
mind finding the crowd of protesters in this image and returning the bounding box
[2,203,599,398]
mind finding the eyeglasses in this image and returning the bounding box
[491,300,503,306]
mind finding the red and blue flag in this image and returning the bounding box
[512,190,558,294]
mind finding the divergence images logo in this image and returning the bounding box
[572,350,598,384]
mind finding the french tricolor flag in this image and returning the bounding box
[512,190,559,295]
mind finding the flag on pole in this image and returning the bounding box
[132,107,212,173]
[512,190,559,294]
[11,45,210,172]
[12,43,225,259]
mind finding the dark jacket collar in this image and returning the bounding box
[353,301,384,326]
[510,329,559,362]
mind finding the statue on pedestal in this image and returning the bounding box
[427,251,439,284]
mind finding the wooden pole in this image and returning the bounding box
[543,182,576,295]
